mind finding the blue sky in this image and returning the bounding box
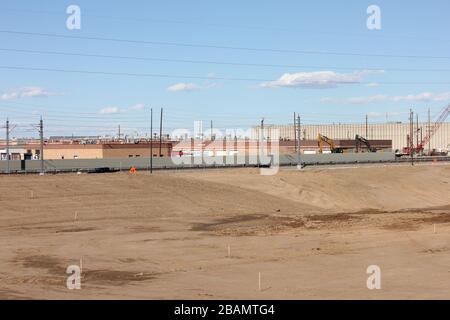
[0,0,450,138]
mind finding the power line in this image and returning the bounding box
[1,65,450,85]
[0,108,434,125]
[0,96,442,118]
[2,47,450,73]
[0,65,272,82]
[2,29,450,60]
[0,102,440,123]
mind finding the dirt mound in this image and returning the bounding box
[177,165,450,212]
[1,165,450,299]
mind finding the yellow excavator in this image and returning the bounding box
[317,133,344,154]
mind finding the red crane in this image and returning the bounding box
[403,104,450,156]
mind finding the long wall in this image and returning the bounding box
[0,153,398,173]
[252,123,450,151]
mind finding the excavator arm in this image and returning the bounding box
[318,134,339,153]
[355,135,376,153]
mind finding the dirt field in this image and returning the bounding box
[1,164,450,300]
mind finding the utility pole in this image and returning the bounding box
[297,115,302,170]
[261,118,264,139]
[294,112,297,152]
[420,127,423,149]
[6,119,10,174]
[118,125,121,141]
[428,108,431,154]
[259,118,264,167]
[416,113,419,153]
[150,108,153,174]
[365,114,368,138]
[159,108,163,157]
[409,109,414,166]
[210,120,214,141]
[39,117,45,174]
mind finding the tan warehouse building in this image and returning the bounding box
[0,142,173,160]
[45,142,173,160]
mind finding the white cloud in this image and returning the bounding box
[98,103,146,115]
[1,87,60,100]
[167,82,218,92]
[435,92,450,101]
[167,83,201,92]
[319,97,335,103]
[358,69,385,75]
[322,91,450,105]
[99,107,121,115]
[128,103,145,111]
[391,92,434,102]
[259,71,372,89]
[365,82,380,88]
[321,95,388,105]
[347,95,388,105]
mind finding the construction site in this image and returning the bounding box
[0,105,449,174]
[0,105,449,300]
[1,2,450,306]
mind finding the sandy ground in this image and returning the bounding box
[0,164,450,300]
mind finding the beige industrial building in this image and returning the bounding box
[44,142,173,160]
[252,122,450,152]
[0,142,173,160]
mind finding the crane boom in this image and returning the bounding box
[418,104,450,152]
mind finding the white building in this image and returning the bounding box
[0,147,27,160]
[252,122,450,152]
